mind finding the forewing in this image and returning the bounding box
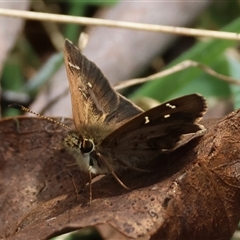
[102,94,207,154]
[64,39,142,130]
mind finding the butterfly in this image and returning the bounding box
[63,39,207,202]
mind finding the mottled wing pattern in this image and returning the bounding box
[64,39,142,130]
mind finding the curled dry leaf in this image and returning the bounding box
[0,117,88,239]
[1,111,240,239]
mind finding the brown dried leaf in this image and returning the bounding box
[1,111,240,239]
[0,117,88,239]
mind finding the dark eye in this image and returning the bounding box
[80,139,94,153]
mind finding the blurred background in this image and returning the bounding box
[1,0,240,120]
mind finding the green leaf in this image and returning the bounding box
[23,53,63,96]
[226,54,240,109]
[131,17,240,102]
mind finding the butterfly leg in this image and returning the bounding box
[110,170,129,190]
[98,153,129,190]
[88,167,92,205]
[65,166,80,201]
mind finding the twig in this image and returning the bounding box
[0,9,240,41]
[114,60,240,90]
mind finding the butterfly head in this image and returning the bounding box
[64,131,109,175]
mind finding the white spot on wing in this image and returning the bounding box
[145,116,150,124]
[164,114,170,118]
[87,82,92,88]
[166,103,176,109]
[68,61,80,70]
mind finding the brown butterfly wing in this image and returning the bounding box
[64,39,142,130]
[101,94,206,166]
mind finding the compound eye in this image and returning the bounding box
[80,139,94,153]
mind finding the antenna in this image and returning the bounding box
[8,103,72,131]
